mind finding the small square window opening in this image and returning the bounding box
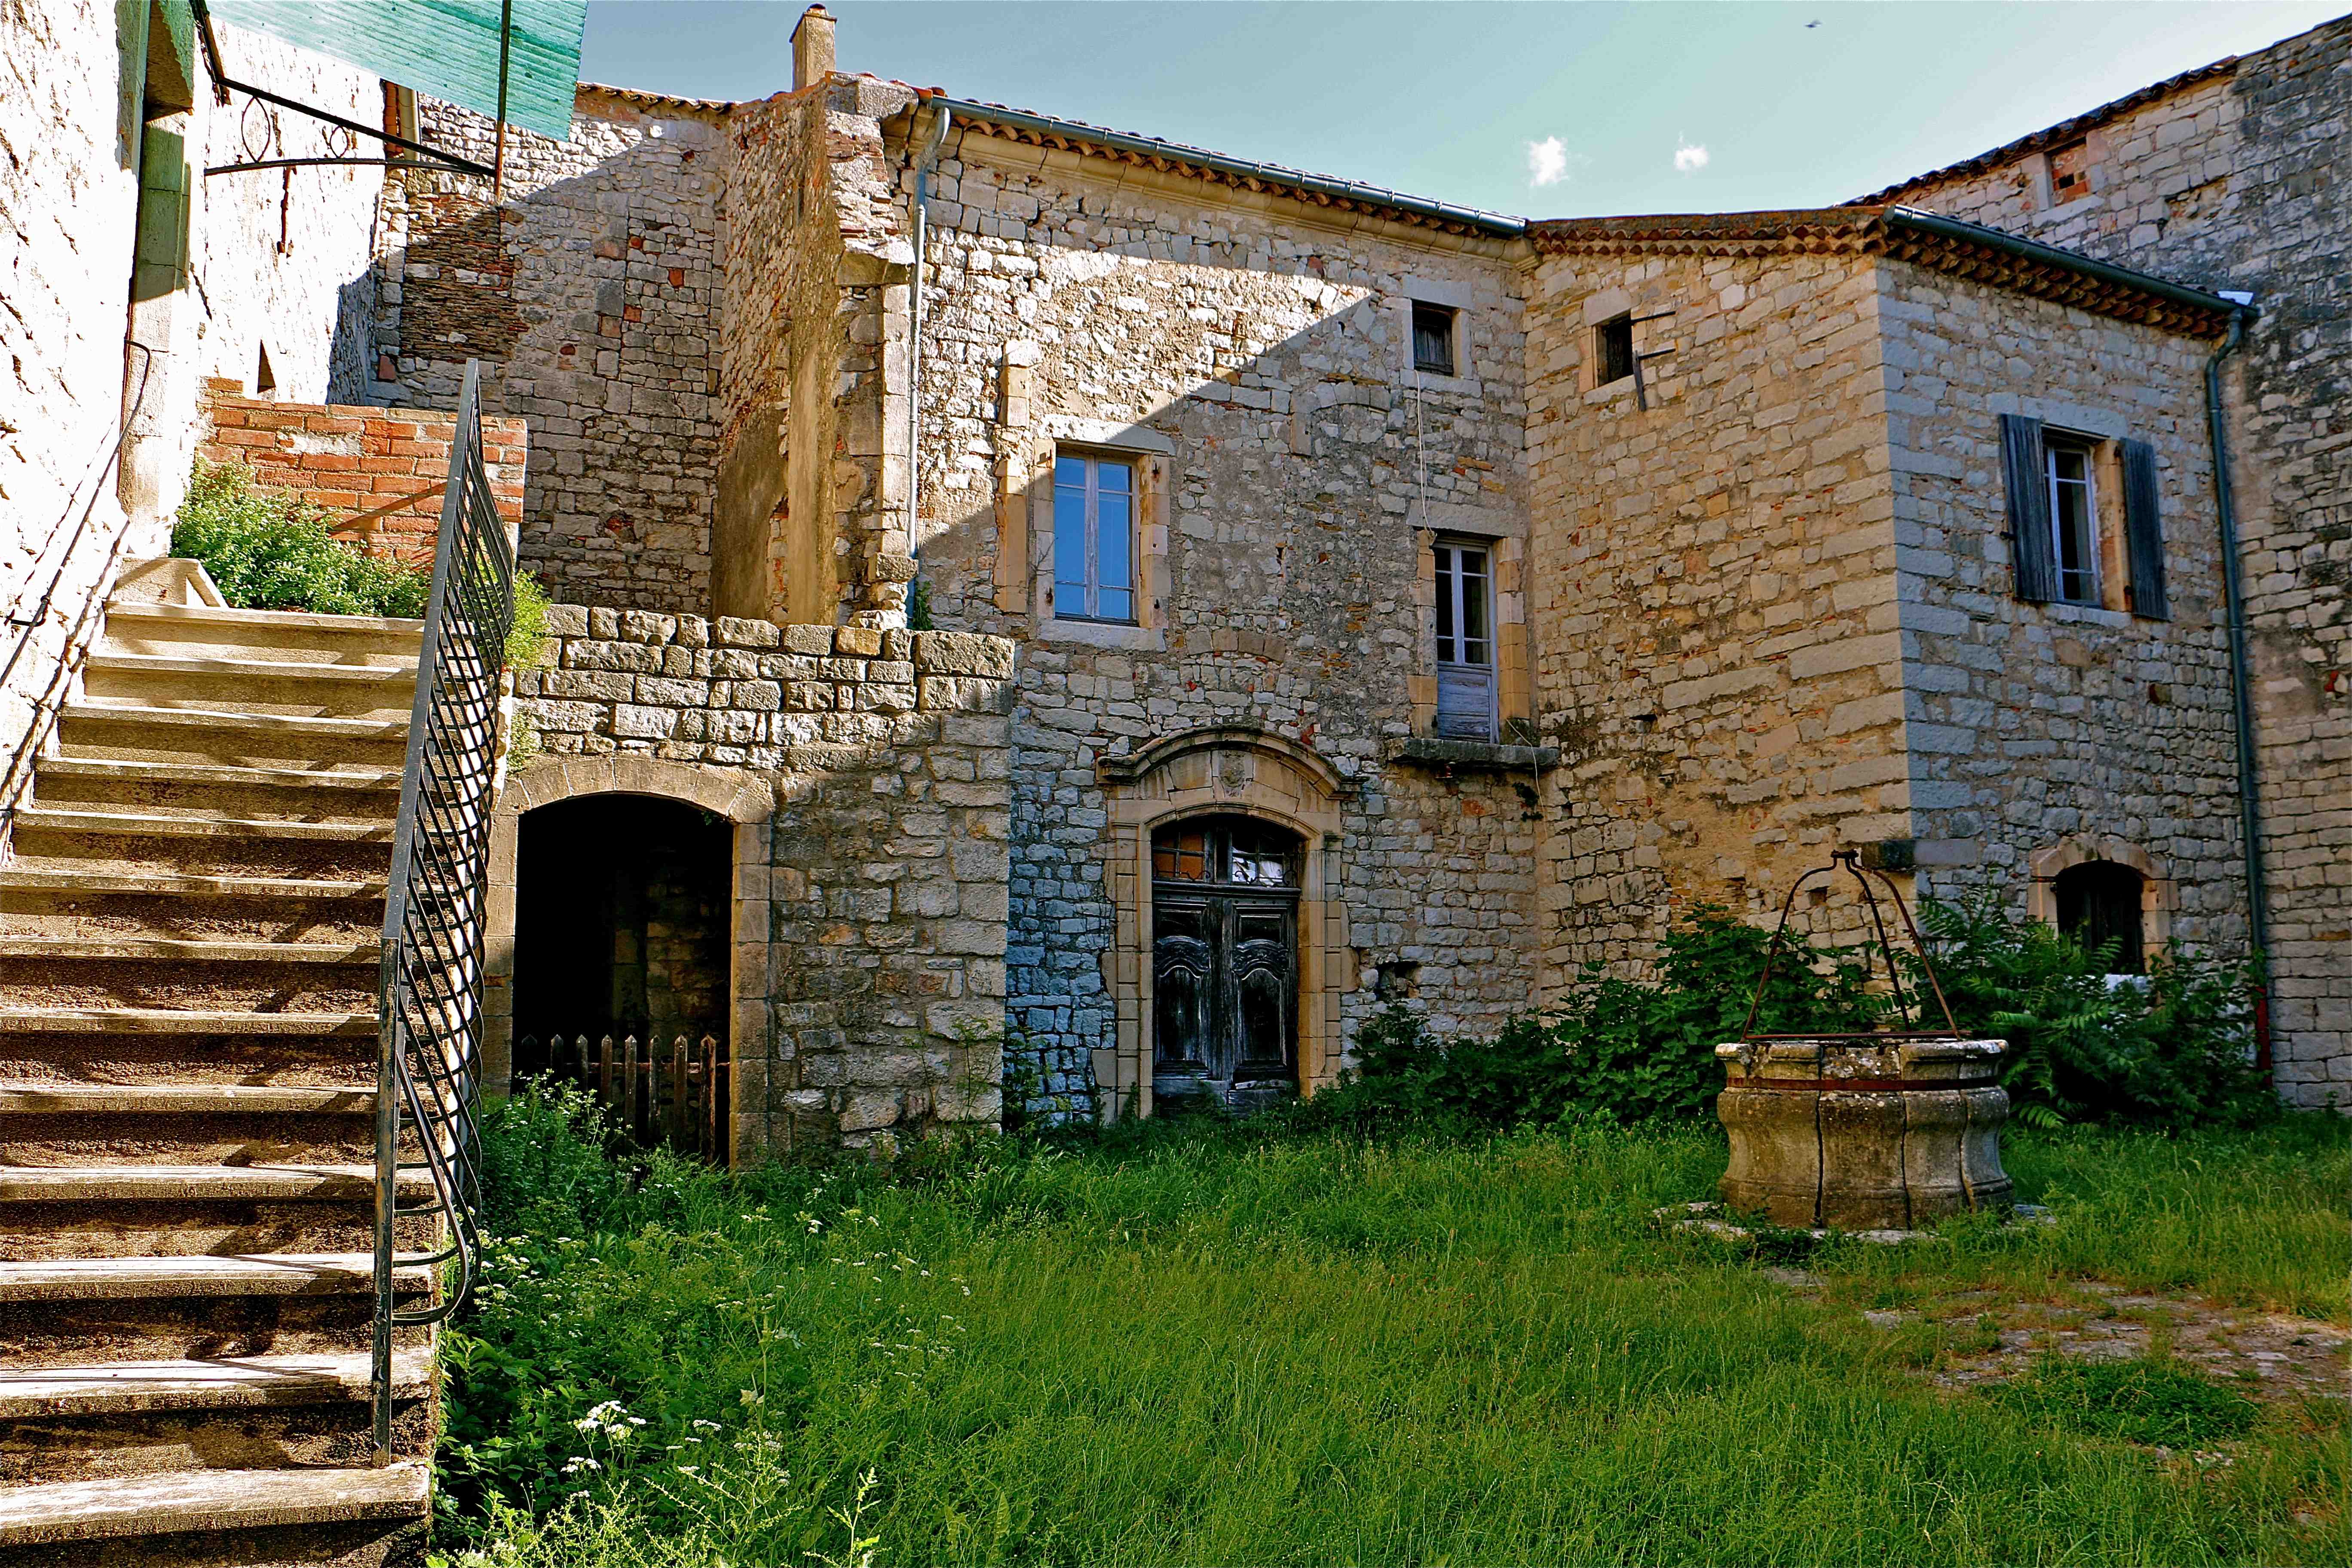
[2046,138,2092,202]
[1412,303,1457,377]
[1595,314,1635,385]
[1052,451,1137,624]
[2045,435,2101,606]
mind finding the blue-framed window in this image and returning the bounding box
[1053,453,1136,624]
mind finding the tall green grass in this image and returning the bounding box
[435,1095,2348,1567]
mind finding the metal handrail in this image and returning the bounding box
[371,361,514,1457]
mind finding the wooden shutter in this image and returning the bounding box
[116,0,151,172]
[1435,666,1495,740]
[2000,414,2057,603]
[2120,438,2170,620]
[131,126,191,304]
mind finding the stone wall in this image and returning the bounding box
[1522,246,1903,977]
[1869,15,2349,1099]
[372,90,731,616]
[901,120,1542,1095]
[2,0,385,851]
[1876,260,2247,949]
[196,383,528,557]
[506,611,1015,1151]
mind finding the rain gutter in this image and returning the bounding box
[1885,206,2242,321]
[2203,303,2269,980]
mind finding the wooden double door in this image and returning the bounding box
[1150,817,1300,1107]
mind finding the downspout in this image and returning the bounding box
[2205,301,2269,1018]
[906,101,950,568]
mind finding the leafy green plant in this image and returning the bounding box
[1902,892,2267,1128]
[1996,1354,2262,1447]
[505,573,552,669]
[173,459,432,618]
[1305,907,1881,1132]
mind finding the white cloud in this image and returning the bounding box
[1525,136,1569,188]
[1674,141,1711,174]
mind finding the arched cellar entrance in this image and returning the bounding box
[1150,815,1304,1111]
[511,794,733,1092]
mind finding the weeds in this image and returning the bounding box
[1999,1356,2263,1448]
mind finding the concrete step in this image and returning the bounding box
[0,936,379,965]
[0,1165,431,1203]
[0,1253,428,1303]
[0,1084,375,1116]
[0,1350,427,1419]
[0,1461,429,1547]
[102,598,424,658]
[9,808,395,846]
[0,867,385,900]
[0,1010,374,1037]
[80,655,419,723]
[54,703,411,770]
[31,756,404,794]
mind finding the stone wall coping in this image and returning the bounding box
[539,603,1015,674]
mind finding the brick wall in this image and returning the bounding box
[197,382,528,560]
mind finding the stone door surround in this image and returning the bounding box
[484,754,773,1162]
[1097,726,1355,1118]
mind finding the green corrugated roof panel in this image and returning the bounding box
[209,0,587,141]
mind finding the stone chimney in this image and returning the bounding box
[792,6,836,91]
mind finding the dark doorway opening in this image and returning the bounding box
[2055,860,2147,974]
[1151,815,1302,1112]
[513,795,733,1083]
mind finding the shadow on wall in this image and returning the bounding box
[326,130,726,619]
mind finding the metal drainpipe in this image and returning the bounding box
[907,104,950,569]
[2206,303,2269,983]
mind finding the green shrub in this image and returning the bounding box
[1306,907,1882,1133]
[1314,900,2266,1135]
[174,459,432,619]
[1902,892,2267,1128]
[177,458,553,674]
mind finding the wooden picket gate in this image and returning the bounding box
[520,1031,728,1161]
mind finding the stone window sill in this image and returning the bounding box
[1384,736,1558,775]
[1037,616,1165,652]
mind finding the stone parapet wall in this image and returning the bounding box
[508,610,1014,1152]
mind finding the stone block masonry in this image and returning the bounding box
[1868,14,2350,1100]
[510,609,1016,1152]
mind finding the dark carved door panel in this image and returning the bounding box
[1149,817,1302,1107]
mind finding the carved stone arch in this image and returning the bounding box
[2024,832,2175,958]
[484,757,775,1155]
[1096,727,1355,1119]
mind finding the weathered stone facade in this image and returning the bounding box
[497,612,1016,1153]
[3,3,387,855]
[1860,14,2349,1098]
[13,2,2340,1132]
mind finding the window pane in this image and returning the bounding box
[1460,550,1489,652]
[1097,460,1132,495]
[1055,456,1087,488]
[1097,487,1132,591]
[1433,546,1456,661]
[1054,480,1088,607]
[1096,588,1133,623]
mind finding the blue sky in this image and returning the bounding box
[577,2,2346,215]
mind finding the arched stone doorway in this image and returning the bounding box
[1097,726,1355,1119]
[2026,834,2174,977]
[1150,815,1305,1110]
[484,756,772,1161]
[511,795,733,1078]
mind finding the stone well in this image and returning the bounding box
[1715,1037,2013,1230]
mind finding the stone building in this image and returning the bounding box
[1851,14,2350,1101]
[1,5,2341,1544]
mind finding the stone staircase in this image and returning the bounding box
[0,578,438,1565]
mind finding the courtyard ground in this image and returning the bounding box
[435,1101,2348,1567]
